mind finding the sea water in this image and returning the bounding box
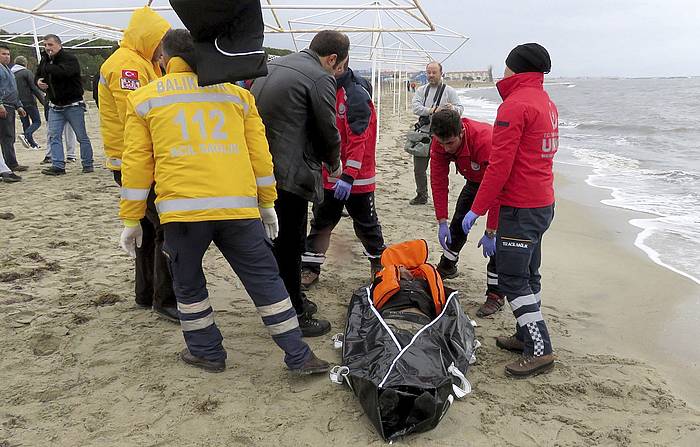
[456,77,700,285]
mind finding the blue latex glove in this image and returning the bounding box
[477,233,496,257]
[462,210,479,234]
[438,221,451,251]
[333,179,352,201]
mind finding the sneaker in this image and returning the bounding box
[41,166,66,176]
[0,172,22,182]
[18,134,31,148]
[31,144,41,151]
[301,293,318,316]
[505,354,555,378]
[40,157,51,165]
[476,292,505,317]
[409,194,428,205]
[179,348,226,373]
[11,165,29,172]
[289,351,330,376]
[436,258,458,280]
[298,313,331,337]
[66,157,77,163]
[495,334,525,352]
[82,166,94,173]
[300,269,319,290]
[153,305,179,323]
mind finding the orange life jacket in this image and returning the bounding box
[371,240,446,315]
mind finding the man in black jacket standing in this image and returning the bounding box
[251,30,347,337]
[36,34,94,175]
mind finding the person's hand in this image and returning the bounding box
[438,221,451,251]
[477,233,496,257]
[333,179,352,201]
[17,107,26,118]
[327,162,342,179]
[119,223,143,258]
[37,78,48,90]
[0,105,6,119]
[461,210,479,234]
[259,206,279,240]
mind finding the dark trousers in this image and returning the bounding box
[497,205,555,357]
[162,219,311,367]
[413,155,430,196]
[440,181,500,295]
[19,104,41,147]
[0,107,18,169]
[114,171,175,308]
[272,188,309,315]
[303,189,385,274]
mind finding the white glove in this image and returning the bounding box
[259,207,279,240]
[120,224,143,258]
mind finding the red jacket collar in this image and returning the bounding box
[496,72,544,100]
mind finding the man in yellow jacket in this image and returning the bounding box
[99,6,177,321]
[118,29,329,375]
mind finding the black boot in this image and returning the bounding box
[179,348,225,373]
[298,313,331,337]
[409,193,428,205]
[436,256,458,279]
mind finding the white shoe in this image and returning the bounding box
[18,135,31,148]
[31,144,41,151]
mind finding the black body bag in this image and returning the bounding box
[170,0,268,86]
[332,286,478,442]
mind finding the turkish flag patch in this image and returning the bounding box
[121,69,138,79]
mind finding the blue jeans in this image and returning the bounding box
[48,104,93,170]
[19,104,41,147]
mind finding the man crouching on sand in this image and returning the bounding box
[117,29,329,375]
[462,43,559,377]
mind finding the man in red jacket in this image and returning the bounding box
[463,43,558,377]
[301,63,385,288]
[429,108,504,317]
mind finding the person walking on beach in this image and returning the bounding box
[251,30,347,337]
[11,56,45,150]
[0,45,28,174]
[429,107,505,317]
[118,29,329,375]
[37,34,94,175]
[301,62,385,289]
[99,6,178,322]
[409,61,463,205]
[463,43,558,377]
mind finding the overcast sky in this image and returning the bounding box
[1,0,698,77]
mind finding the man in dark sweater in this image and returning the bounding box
[11,55,46,150]
[36,34,94,175]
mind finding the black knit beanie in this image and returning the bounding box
[505,43,551,74]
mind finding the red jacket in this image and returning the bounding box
[430,118,500,229]
[472,72,559,215]
[323,69,377,193]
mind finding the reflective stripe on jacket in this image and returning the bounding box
[99,7,170,171]
[119,57,276,224]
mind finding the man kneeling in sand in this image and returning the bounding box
[118,29,329,375]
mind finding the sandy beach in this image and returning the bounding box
[1,98,699,447]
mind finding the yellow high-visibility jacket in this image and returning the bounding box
[99,7,170,171]
[119,57,276,224]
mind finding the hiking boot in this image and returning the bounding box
[409,193,428,205]
[298,313,331,337]
[0,172,22,183]
[436,258,458,280]
[18,134,31,148]
[41,166,66,176]
[476,292,505,317]
[40,157,51,164]
[82,166,94,173]
[301,294,318,316]
[179,348,226,373]
[153,305,179,323]
[12,165,28,172]
[496,334,525,352]
[505,354,555,378]
[289,351,331,376]
[301,268,319,290]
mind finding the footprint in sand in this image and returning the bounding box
[29,333,61,356]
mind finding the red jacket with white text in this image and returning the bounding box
[471,72,559,215]
[430,117,500,229]
[323,68,377,194]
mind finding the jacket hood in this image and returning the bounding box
[10,64,25,74]
[121,7,170,62]
[496,72,543,100]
